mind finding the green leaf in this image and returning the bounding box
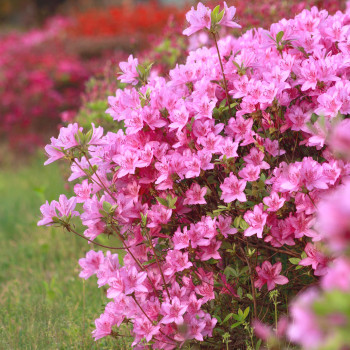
[211,5,220,23]
[224,266,236,279]
[289,258,301,265]
[156,197,168,207]
[233,216,241,228]
[243,307,250,319]
[217,9,225,23]
[239,219,249,230]
[230,321,242,329]
[232,314,242,322]
[222,313,234,324]
[256,339,262,350]
[276,31,284,43]
[102,201,112,213]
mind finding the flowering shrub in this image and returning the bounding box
[39,1,350,349]
[0,18,91,150]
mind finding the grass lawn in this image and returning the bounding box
[0,153,130,349]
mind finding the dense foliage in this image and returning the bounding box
[38,1,350,349]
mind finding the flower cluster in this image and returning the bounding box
[39,2,350,348]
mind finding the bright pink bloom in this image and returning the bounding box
[164,251,193,276]
[244,204,268,238]
[238,164,260,182]
[220,173,247,203]
[255,261,289,291]
[263,192,286,212]
[122,267,148,295]
[184,183,207,205]
[132,317,160,345]
[161,297,188,325]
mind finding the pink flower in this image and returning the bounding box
[88,123,107,146]
[122,267,148,295]
[56,123,81,150]
[219,2,241,29]
[287,289,323,348]
[44,139,64,165]
[132,317,160,345]
[118,55,139,85]
[37,200,58,226]
[255,261,289,291]
[316,179,350,252]
[74,179,93,203]
[238,164,260,181]
[220,173,247,203]
[329,119,350,160]
[79,250,104,279]
[263,192,286,212]
[184,183,207,205]
[183,3,212,36]
[300,157,329,191]
[92,313,115,340]
[299,243,329,276]
[164,251,193,276]
[321,258,350,292]
[113,149,143,178]
[198,240,222,261]
[217,216,237,237]
[38,195,78,226]
[172,226,190,250]
[244,204,268,238]
[161,297,188,325]
[55,194,79,217]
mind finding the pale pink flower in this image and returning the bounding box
[118,54,139,85]
[183,3,212,36]
[219,2,241,29]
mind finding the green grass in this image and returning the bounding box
[0,154,130,349]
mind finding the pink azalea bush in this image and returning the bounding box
[39,2,350,348]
